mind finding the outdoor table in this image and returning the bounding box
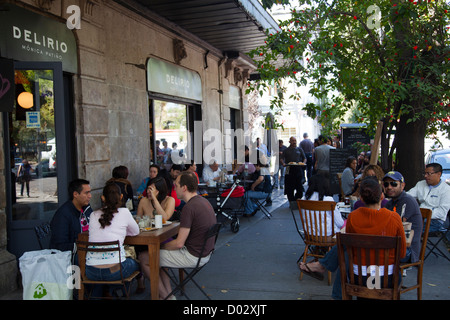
[78,221,180,300]
[338,205,351,218]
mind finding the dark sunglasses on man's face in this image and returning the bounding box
[383,181,399,188]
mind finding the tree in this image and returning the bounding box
[248,0,450,188]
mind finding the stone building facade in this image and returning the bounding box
[0,0,278,296]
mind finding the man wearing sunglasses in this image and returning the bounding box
[383,171,422,263]
[407,163,450,235]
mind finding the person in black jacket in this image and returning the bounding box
[50,179,92,257]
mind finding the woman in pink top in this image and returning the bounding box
[85,183,140,291]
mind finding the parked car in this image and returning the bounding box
[34,159,56,177]
[425,148,450,185]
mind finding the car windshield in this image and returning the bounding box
[435,153,450,170]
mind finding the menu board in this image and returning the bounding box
[329,148,357,195]
[342,127,371,149]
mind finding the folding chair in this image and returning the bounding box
[296,199,336,285]
[399,208,432,300]
[163,223,221,300]
[76,240,140,300]
[337,233,402,300]
[425,210,450,262]
[34,222,51,250]
[254,176,275,219]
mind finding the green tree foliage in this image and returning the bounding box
[248,0,450,183]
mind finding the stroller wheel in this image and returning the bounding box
[231,219,240,233]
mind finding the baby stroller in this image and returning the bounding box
[205,179,244,233]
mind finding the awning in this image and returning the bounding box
[115,0,279,55]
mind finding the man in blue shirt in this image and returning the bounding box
[50,179,92,253]
[383,171,422,263]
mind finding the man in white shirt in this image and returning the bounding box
[202,159,221,185]
[407,163,450,233]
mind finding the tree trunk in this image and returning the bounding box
[380,118,391,173]
[394,114,427,190]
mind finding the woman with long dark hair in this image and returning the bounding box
[136,176,175,222]
[85,182,140,292]
[135,176,175,293]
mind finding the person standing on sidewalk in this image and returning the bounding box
[284,136,306,203]
[299,133,314,182]
[313,135,335,185]
[274,139,287,189]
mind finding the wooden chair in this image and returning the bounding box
[296,199,337,285]
[76,240,140,300]
[337,233,402,300]
[400,208,432,299]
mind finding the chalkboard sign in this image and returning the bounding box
[342,126,371,149]
[329,148,357,195]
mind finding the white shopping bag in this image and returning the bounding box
[19,249,73,300]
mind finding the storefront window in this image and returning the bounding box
[153,100,188,168]
[10,69,58,221]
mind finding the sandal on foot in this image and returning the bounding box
[298,262,324,281]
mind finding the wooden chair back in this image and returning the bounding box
[337,233,402,300]
[296,200,336,246]
[399,208,432,299]
[76,240,139,300]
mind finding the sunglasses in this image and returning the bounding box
[383,181,399,188]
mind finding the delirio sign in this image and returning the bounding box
[0,4,77,73]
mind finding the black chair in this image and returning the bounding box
[425,210,450,262]
[253,176,275,219]
[34,222,51,249]
[163,223,221,300]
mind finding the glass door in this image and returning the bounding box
[5,61,69,258]
[11,69,58,219]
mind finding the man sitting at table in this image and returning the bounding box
[50,179,93,255]
[407,163,450,235]
[202,159,221,185]
[383,171,422,263]
[298,177,406,300]
[158,171,217,300]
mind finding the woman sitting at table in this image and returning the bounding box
[341,156,357,196]
[136,176,175,293]
[184,161,199,183]
[136,177,175,222]
[352,164,387,209]
[85,182,140,297]
[301,174,345,235]
[299,177,406,300]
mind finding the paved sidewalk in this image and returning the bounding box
[166,191,450,301]
[2,188,449,301]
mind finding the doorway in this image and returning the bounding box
[4,61,73,258]
[150,99,202,173]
